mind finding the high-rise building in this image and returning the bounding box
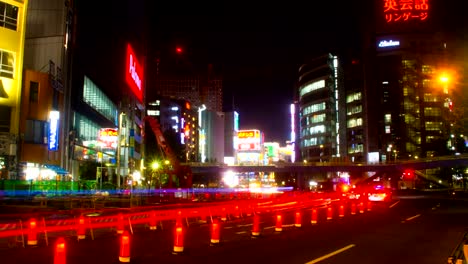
[0,0,28,179]
[297,54,345,162]
[362,0,460,161]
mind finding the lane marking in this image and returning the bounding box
[237,224,253,227]
[405,214,421,221]
[224,226,234,229]
[235,231,247,235]
[389,200,400,208]
[305,244,356,264]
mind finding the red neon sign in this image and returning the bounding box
[383,0,429,23]
[125,44,144,103]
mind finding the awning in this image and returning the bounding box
[43,164,69,175]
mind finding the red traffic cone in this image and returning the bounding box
[77,216,86,240]
[54,237,66,264]
[27,218,38,246]
[327,206,333,220]
[275,214,282,232]
[359,202,365,214]
[367,201,372,211]
[339,205,345,218]
[149,210,157,230]
[252,214,261,237]
[119,230,131,263]
[173,224,184,254]
[221,207,227,221]
[210,219,220,245]
[295,211,302,227]
[311,208,318,224]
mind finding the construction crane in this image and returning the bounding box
[143,116,193,188]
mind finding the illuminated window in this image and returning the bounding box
[425,121,442,131]
[424,93,439,102]
[0,2,18,31]
[309,113,326,124]
[0,50,14,78]
[347,118,362,128]
[147,110,159,116]
[346,92,361,103]
[384,114,391,124]
[302,102,326,115]
[347,105,362,116]
[299,80,325,98]
[385,125,391,134]
[424,107,441,117]
[83,76,118,124]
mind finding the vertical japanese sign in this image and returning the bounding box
[48,111,60,151]
[383,0,429,23]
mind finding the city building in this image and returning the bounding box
[362,0,460,161]
[236,129,264,165]
[17,0,70,181]
[0,0,28,179]
[223,111,239,165]
[297,54,345,162]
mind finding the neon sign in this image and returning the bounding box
[48,111,60,151]
[378,40,400,48]
[384,0,429,23]
[98,128,118,148]
[125,44,144,103]
[237,130,261,151]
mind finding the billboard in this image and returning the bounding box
[125,43,144,103]
[48,111,60,151]
[98,128,118,149]
[237,130,262,151]
[383,0,429,23]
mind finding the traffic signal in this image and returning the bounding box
[403,169,414,179]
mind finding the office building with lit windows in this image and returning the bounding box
[366,33,453,161]
[0,0,28,179]
[297,54,346,162]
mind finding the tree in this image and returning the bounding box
[78,160,99,181]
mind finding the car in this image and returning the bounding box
[367,185,392,202]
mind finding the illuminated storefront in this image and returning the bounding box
[236,129,264,165]
[0,0,28,179]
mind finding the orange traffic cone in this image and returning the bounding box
[77,216,86,240]
[173,224,184,254]
[149,210,157,230]
[327,207,333,220]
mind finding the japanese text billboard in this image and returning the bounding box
[237,130,261,151]
[125,43,144,103]
[383,0,429,23]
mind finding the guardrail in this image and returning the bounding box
[448,232,467,264]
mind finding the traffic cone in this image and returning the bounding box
[359,202,365,214]
[119,230,131,263]
[116,213,124,234]
[339,205,345,218]
[252,214,261,237]
[210,219,220,245]
[77,216,86,240]
[27,218,38,246]
[311,208,318,224]
[234,205,240,218]
[367,201,372,212]
[221,207,227,222]
[54,237,66,264]
[295,211,302,227]
[351,203,357,215]
[327,206,333,220]
[275,214,282,232]
[173,224,184,254]
[149,210,157,230]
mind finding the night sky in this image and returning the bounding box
[83,0,466,143]
[148,1,368,143]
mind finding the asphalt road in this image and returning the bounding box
[0,196,467,264]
